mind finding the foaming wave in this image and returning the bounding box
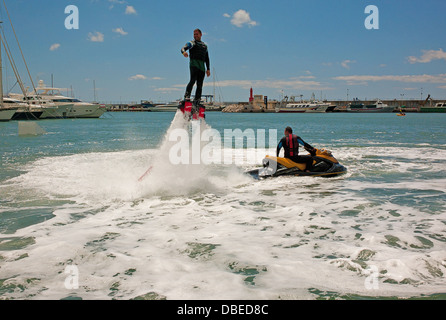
[3,117,446,300]
[9,111,252,203]
[2,157,446,299]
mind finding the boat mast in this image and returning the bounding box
[213,68,215,103]
[0,21,3,108]
[93,80,97,102]
[2,0,37,96]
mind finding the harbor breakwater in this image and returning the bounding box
[105,99,445,113]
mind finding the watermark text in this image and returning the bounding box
[365,5,379,30]
[65,5,79,30]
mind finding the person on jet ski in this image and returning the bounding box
[276,126,316,171]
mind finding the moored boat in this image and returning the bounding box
[3,97,59,120]
[347,99,394,113]
[276,96,330,113]
[0,106,17,121]
[420,102,446,113]
[11,80,107,119]
[276,102,330,113]
[151,102,180,112]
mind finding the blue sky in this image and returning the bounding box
[1,0,446,103]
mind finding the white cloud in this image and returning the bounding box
[298,76,316,79]
[334,74,446,84]
[88,31,104,42]
[341,60,356,69]
[49,43,60,51]
[128,74,147,81]
[172,78,331,91]
[113,27,128,36]
[151,77,164,80]
[224,9,258,28]
[408,49,446,64]
[125,5,137,15]
[216,79,327,90]
[154,87,182,93]
[108,0,126,10]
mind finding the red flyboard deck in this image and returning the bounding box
[184,101,192,114]
[198,106,205,119]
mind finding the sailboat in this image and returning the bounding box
[207,68,225,111]
[1,2,58,120]
[0,22,18,121]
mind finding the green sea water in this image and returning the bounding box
[0,111,445,300]
[2,112,444,178]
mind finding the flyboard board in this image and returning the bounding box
[179,99,205,120]
[137,99,205,182]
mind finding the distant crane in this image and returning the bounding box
[420,94,431,106]
[418,94,432,112]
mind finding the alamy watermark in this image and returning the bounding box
[64,4,378,31]
[64,265,79,290]
[168,123,277,166]
[364,5,379,30]
[364,265,380,290]
[65,5,79,30]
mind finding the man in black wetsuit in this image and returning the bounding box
[181,29,211,106]
[276,126,316,171]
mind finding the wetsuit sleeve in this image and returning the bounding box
[276,137,285,157]
[205,50,210,71]
[297,137,316,155]
[181,41,193,54]
[296,137,311,149]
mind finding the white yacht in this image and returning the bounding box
[2,97,33,120]
[12,81,107,119]
[13,94,66,119]
[151,101,180,112]
[275,94,330,113]
[276,100,330,113]
[3,97,58,120]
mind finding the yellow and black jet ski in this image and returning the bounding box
[246,148,347,179]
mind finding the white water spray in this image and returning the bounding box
[138,111,246,197]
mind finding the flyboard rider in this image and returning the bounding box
[180,28,211,115]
